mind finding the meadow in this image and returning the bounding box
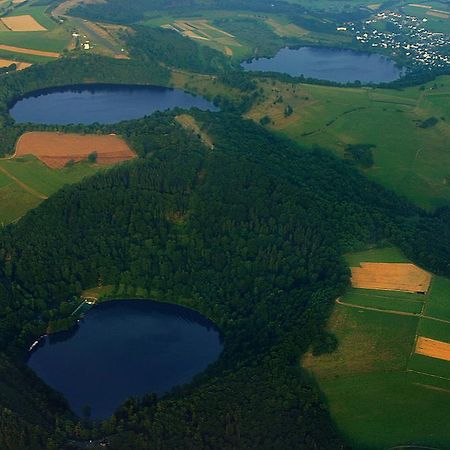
[247,76,450,209]
[0,156,102,224]
[402,3,450,34]
[142,10,351,60]
[302,246,450,449]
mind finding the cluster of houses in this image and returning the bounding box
[342,10,450,68]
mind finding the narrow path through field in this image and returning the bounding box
[0,165,47,200]
[336,298,450,324]
[408,369,450,383]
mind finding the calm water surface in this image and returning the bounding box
[28,300,222,419]
[242,46,404,83]
[10,84,218,125]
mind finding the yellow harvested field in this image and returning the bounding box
[12,0,27,4]
[0,58,31,70]
[351,262,431,293]
[416,336,450,362]
[0,44,59,58]
[15,132,136,168]
[1,15,46,32]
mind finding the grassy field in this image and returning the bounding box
[285,0,390,11]
[0,156,102,224]
[402,3,450,34]
[0,27,69,52]
[302,246,450,449]
[0,0,71,53]
[0,47,54,62]
[247,76,450,209]
[142,10,351,60]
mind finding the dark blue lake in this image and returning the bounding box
[10,84,218,125]
[28,300,222,419]
[241,46,405,83]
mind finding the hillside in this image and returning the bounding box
[0,111,449,448]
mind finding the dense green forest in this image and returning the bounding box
[1,108,450,448]
[125,27,230,74]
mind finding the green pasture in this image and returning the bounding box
[320,371,450,450]
[409,353,450,379]
[249,76,450,209]
[0,180,41,225]
[345,246,409,265]
[418,317,450,342]
[424,276,450,320]
[0,27,69,52]
[304,246,450,449]
[7,3,57,30]
[343,288,424,314]
[0,156,102,224]
[0,48,53,63]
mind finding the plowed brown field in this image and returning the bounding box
[416,336,450,362]
[351,262,431,293]
[15,132,135,168]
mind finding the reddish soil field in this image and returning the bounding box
[15,131,136,168]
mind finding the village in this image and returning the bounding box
[342,9,450,68]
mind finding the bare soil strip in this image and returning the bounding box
[176,114,214,149]
[351,262,431,293]
[15,131,136,168]
[1,15,47,32]
[0,44,60,58]
[415,336,450,362]
[0,165,47,199]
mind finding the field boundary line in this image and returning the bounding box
[407,369,450,382]
[336,298,450,324]
[0,165,47,199]
[335,298,418,316]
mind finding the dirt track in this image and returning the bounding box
[0,165,47,199]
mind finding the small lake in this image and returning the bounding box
[241,46,404,83]
[10,84,218,125]
[28,300,222,419]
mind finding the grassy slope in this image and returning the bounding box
[0,1,71,52]
[0,156,102,224]
[303,246,450,449]
[142,10,351,60]
[247,77,450,209]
